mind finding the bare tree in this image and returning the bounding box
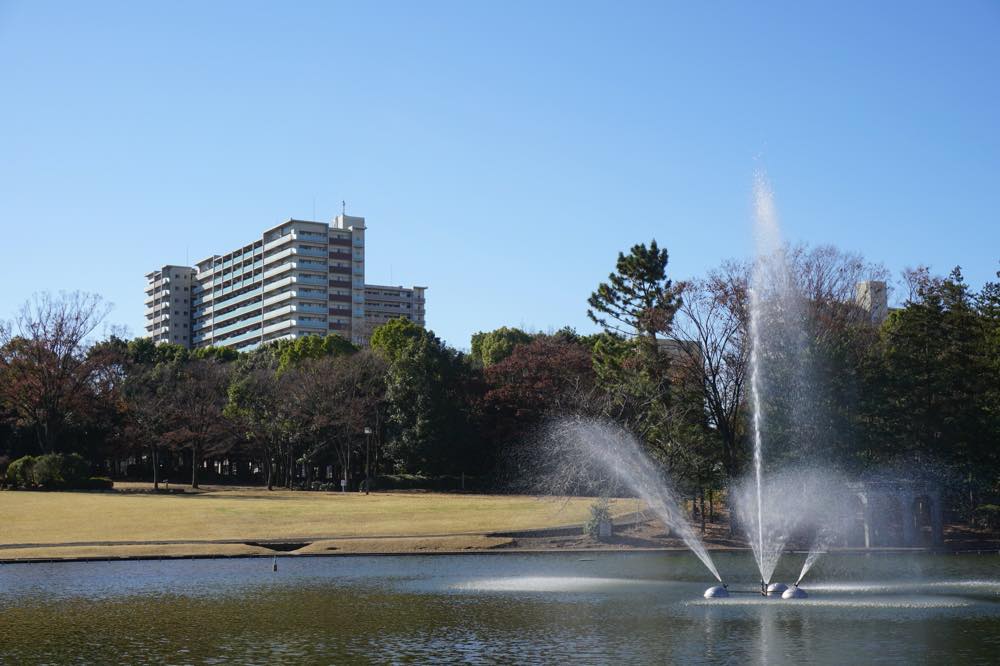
[668,260,752,481]
[0,292,113,453]
[292,352,386,489]
[163,359,233,488]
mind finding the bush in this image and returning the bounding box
[5,456,36,489]
[81,476,114,490]
[32,453,90,489]
[4,453,93,490]
[973,505,1000,530]
[585,497,613,541]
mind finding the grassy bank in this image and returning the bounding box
[0,485,626,560]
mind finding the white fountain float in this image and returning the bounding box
[702,582,809,599]
[782,584,808,599]
[704,585,729,598]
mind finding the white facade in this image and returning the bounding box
[855,280,889,323]
[363,284,427,342]
[144,265,196,345]
[146,214,427,350]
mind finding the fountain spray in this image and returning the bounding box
[544,418,722,582]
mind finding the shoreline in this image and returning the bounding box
[5,547,999,566]
[2,538,997,565]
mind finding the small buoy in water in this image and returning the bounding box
[704,585,729,598]
[767,582,788,596]
[782,585,808,599]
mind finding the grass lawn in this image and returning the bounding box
[0,486,628,552]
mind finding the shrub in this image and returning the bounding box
[5,456,37,489]
[584,497,613,541]
[26,453,91,489]
[973,505,1000,530]
[81,477,114,490]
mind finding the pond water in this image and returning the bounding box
[1,552,998,664]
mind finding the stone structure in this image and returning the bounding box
[848,481,944,548]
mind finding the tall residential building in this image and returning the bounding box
[144,214,427,351]
[363,284,427,340]
[855,280,889,323]
[144,265,196,345]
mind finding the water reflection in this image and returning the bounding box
[0,552,998,664]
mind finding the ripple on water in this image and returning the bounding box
[451,576,671,593]
[688,596,973,609]
[802,580,1000,595]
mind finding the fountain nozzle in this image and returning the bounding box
[760,580,767,597]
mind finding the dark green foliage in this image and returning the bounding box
[372,319,478,475]
[862,268,998,515]
[5,452,91,489]
[973,505,1000,530]
[588,239,680,350]
[5,455,36,488]
[82,476,114,490]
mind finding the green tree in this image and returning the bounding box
[872,268,994,514]
[470,327,532,368]
[587,239,681,359]
[272,334,356,373]
[371,318,476,475]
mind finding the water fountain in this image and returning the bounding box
[707,172,855,598]
[544,418,723,583]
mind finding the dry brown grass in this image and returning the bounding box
[0,543,274,561]
[295,535,514,554]
[0,486,628,548]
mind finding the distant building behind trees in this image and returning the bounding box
[144,213,426,350]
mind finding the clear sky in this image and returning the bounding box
[1,1,998,348]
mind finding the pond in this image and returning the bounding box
[1,552,998,664]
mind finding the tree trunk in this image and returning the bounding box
[708,489,715,522]
[152,445,159,490]
[700,487,707,534]
[191,444,201,489]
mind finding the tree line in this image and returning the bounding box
[1,245,998,518]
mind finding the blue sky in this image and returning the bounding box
[1,1,998,348]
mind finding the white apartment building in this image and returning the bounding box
[144,214,426,351]
[363,284,427,340]
[143,265,196,345]
[855,280,889,323]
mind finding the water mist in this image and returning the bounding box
[542,417,722,582]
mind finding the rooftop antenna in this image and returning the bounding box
[342,200,346,216]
